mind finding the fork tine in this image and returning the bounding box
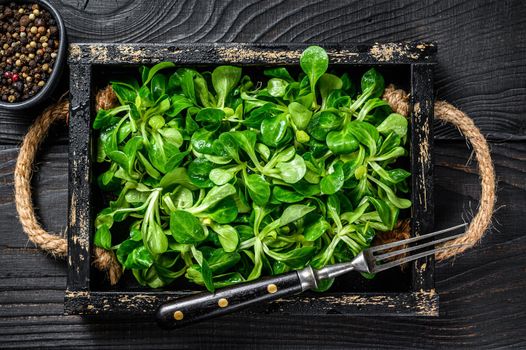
[374,232,465,261]
[369,223,468,253]
[371,243,468,273]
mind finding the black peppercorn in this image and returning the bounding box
[19,15,29,26]
[0,3,60,103]
[13,81,23,92]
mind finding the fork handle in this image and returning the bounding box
[156,271,304,329]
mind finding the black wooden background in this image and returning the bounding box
[1,0,525,348]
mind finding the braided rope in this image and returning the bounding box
[14,100,69,257]
[14,87,122,284]
[383,85,496,260]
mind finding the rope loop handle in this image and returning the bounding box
[383,85,496,260]
[13,86,496,286]
[14,87,122,284]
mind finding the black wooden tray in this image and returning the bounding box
[65,42,436,316]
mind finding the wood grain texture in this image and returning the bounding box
[1,141,524,348]
[0,0,525,144]
[0,0,525,348]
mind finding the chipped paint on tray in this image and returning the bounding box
[66,42,436,316]
[216,47,302,63]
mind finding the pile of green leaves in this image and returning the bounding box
[93,46,411,292]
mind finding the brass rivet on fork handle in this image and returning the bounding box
[267,284,278,294]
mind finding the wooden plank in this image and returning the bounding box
[68,42,436,65]
[68,64,92,291]
[0,107,67,145]
[410,64,435,291]
[64,290,438,316]
[0,140,524,347]
[0,0,524,144]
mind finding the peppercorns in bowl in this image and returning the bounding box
[0,0,66,110]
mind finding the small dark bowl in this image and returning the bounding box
[0,0,67,110]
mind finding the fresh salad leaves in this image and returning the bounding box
[93,46,411,291]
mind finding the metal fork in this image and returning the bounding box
[156,223,468,329]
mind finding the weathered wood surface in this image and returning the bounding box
[1,0,525,348]
[0,0,524,145]
[1,141,524,348]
